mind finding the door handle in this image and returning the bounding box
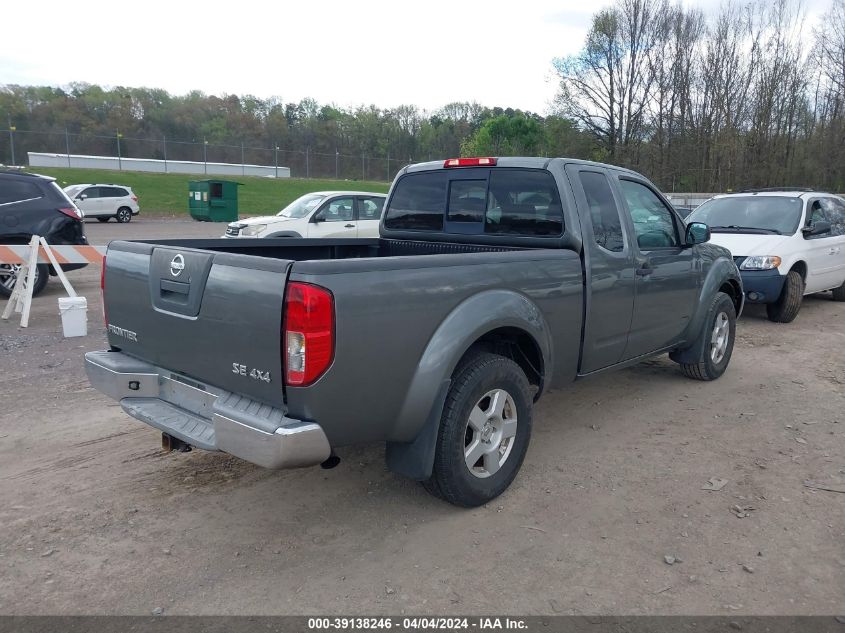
[344,224,355,228]
[636,261,653,277]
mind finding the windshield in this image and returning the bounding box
[277,193,326,218]
[687,196,803,235]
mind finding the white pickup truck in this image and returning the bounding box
[686,189,845,322]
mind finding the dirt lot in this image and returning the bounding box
[0,217,843,616]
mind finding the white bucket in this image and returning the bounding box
[58,296,88,337]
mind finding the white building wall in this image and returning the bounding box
[28,152,291,178]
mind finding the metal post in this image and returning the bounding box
[335,149,339,179]
[163,136,168,173]
[362,153,365,181]
[65,127,71,167]
[116,131,122,170]
[8,120,16,166]
[387,152,390,182]
[203,139,208,175]
[241,141,245,176]
[305,147,310,179]
[275,145,279,178]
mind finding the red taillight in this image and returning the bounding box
[58,207,82,220]
[444,157,497,168]
[131,195,138,202]
[101,255,107,325]
[283,282,334,386]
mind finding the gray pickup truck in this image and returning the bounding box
[86,157,743,507]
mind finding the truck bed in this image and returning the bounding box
[101,236,584,448]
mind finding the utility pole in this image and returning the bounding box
[241,141,245,176]
[203,139,208,175]
[8,118,16,166]
[387,152,390,182]
[116,131,123,170]
[275,145,279,178]
[362,153,365,181]
[163,136,168,173]
[305,147,310,178]
[335,148,339,179]
[65,127,71,167]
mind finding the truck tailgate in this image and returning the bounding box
[103,240,291,408]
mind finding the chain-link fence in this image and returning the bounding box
[0,128,416,182]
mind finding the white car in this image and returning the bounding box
[64,184,140,223]
[224,191,386,239]
[686,189,845,322]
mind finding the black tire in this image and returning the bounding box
[424,352,533,507]
[116,207,132,223]
[0,263,49,299]
[97,217,110,223]
[766,270,804,323]
[832,280,845,302]
[679,291,736,381]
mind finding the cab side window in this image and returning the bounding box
[820,198,845,236]
[318,197,355,222]
[618,179,679,249]
[806,200,831,239]
[81,187,101,199]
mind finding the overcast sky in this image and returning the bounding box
[1,0,833,114]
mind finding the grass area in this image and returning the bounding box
[27,167,390,216]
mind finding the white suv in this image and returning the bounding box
[225,191,386,239]
[686,189,845,322]
[64,184,140,223]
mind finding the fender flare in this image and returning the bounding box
[670,256,741,364]
[264,231,303,238]
[385,289,552,480]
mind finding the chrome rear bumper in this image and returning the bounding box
[84,350,331,469]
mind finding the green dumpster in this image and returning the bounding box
[188,179,242,222]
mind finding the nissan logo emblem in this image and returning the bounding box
[170,254,185,277]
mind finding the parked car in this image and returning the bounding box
[686,189,845,322]
[0,170,87,297]
[224,191,386,239]
[86,157,742,507]
[672,205,695,219]
[64,184,139,223]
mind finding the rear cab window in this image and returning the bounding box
[384,168,563,237]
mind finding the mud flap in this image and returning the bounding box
[385,379,451,481]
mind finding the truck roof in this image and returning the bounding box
[401,156,645,179]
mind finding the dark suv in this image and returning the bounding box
[0,170,88,297]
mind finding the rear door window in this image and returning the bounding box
[384,168,563,236]
[0,179,42,205]
[486,170,563,236]
[578,170,624,252]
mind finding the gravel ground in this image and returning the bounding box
[0,218,843,615]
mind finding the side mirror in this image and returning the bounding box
[685,222,710,246]
[802,220,831,237]
[311,213,324,223]
[77,194,87,200]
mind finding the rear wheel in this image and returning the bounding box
[97,217,110,223]
[116,207,132,223]
[0,263,49,298]
[424,352,532,507]
[832,279,845,302]
[678,291,736,381]
[766,270,804,322]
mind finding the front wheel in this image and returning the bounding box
[766,270,803,322]
[424,352,533,507]
[678,291,736,381]
[115,207,132,223]
[0,263,49,299]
